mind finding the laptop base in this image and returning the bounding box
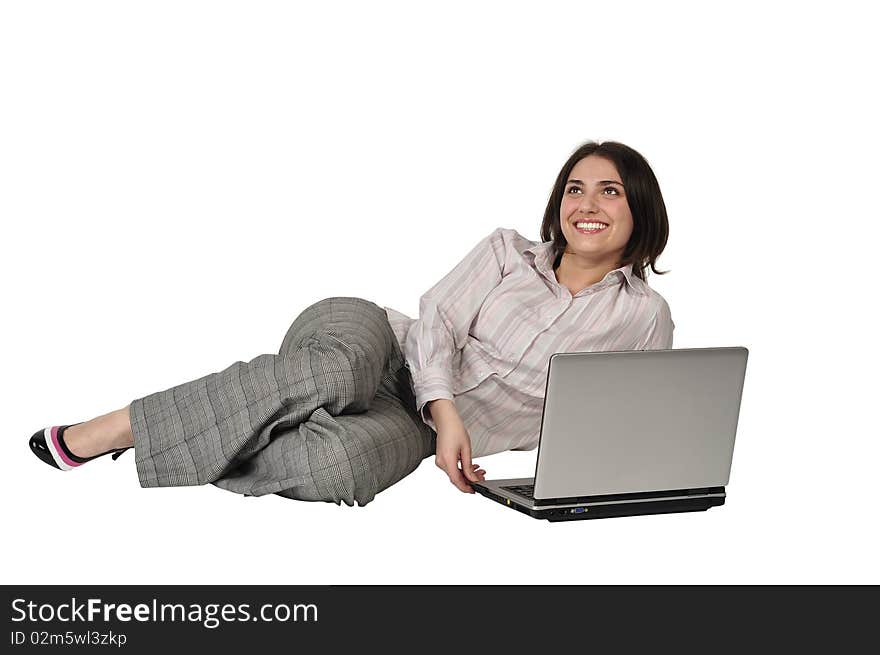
[472,483,726,522]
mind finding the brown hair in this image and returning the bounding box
[539,141,670,281]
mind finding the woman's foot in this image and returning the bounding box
[62,406,134,458]
[28,406,134,470]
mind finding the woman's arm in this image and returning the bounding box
[405,228,510,423]
[426,398,461,427]
[406,229,515,493]
[428,398,486,493]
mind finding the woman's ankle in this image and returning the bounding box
[111,405,135,449]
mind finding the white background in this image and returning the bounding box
[2,1,877,585]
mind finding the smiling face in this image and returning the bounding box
[559,155,634,269]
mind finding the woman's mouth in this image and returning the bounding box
[574,221,609,235]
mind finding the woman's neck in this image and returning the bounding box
[554,250,623,294]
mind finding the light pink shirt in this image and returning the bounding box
[384,227,674,457]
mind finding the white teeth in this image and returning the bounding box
[575,222,608,230]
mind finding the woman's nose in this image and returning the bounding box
[579,194,600,213]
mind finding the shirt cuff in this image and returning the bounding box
[410,367,456,427]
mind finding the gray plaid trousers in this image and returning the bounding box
[128,297,437,507]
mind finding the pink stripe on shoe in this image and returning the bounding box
[50,426,82,468]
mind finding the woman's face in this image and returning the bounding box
[558,155,634,267]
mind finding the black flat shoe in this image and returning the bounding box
[29,424,131,471]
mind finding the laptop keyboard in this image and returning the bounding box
[502,484,535,500]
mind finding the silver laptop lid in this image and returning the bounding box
[533,347,748,500]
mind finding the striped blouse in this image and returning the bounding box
[383,227,674,458]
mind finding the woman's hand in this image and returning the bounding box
[435,423,487,493]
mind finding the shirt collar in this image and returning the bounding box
[524,240,648,296]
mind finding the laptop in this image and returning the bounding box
[471,347,749,521]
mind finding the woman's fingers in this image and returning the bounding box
[436,452,472,493]
[461,449,478,483]
[450,466,474,493]
[441,457,473,493]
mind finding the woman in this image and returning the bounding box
[28,140,673,507]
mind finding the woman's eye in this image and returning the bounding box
[566,186,620,196]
